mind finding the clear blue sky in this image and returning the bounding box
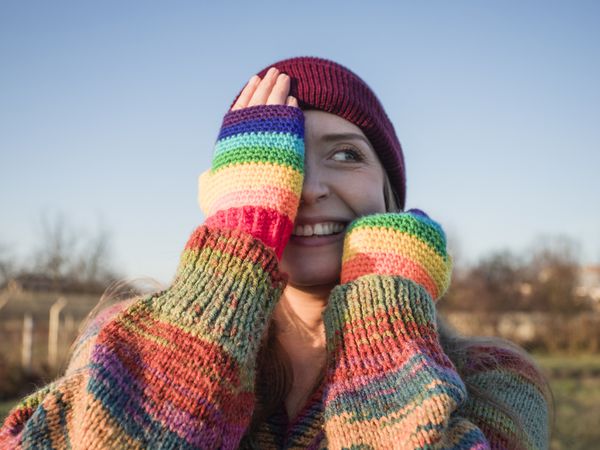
[1,1,599,284]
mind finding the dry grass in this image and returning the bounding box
[532,353,600,449]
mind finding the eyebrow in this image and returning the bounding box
[320,132,373,148]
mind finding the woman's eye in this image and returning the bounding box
[331,148,364,162]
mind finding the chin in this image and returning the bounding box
[287,269,340,288]
[280,247,342,288]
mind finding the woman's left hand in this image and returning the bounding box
[339,209,452,302]
[320,211,490,450]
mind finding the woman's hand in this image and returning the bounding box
[321,212,488,450]
[231,67,298,110]
[339,209,452,302]
[198,67,305,259]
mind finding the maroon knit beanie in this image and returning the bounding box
[230,56,406,210]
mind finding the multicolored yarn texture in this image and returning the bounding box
[0,224,551,449]
[0,226,288,449]
[323,276,479,448]
[340,210,452,301]
[1,104,549,449]
[198,104,304,259]
[321,210,547,449]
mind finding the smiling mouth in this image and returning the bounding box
[291,222,348,237]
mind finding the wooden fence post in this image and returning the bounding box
[48,297,67,368]
[22,313,33,373]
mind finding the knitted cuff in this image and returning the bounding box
[340,211,452,302]
[325,275,438,350]
[148,225,287,360]
[323,275,464,396]
[322,275,468,449]
[199,105,305,259]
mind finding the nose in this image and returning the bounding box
[300,163,330,205]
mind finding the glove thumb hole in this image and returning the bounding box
[405,208,429,219]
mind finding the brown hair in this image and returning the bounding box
[248,175,554,440]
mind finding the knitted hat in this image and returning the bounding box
[230,56,406,210]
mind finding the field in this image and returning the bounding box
[533,354,600,449]
[1,354,599,448]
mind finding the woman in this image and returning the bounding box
[1,57,551,449]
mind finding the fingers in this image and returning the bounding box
[266,73,290,105]
[248,67,280,106]
[231,75,260,111]
[231,67,298,111]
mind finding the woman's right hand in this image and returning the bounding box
[198,67,305,259]
[231,67,298,110]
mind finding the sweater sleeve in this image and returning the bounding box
[0,226,287,449]
[455,343,550,450]
[321,274,547,449]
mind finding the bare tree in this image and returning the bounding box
[28,213,118,291]
[525,235,588,313]
[442,249,526,312]
[73,227,115,287]
[471,250,527,311]
[33,214,78,281]
[0,243,16,286]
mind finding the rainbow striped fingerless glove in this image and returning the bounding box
[340,209,452,302]
[323,212,482,449]
[198,105,305,259]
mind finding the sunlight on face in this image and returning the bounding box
[280,110,387,289]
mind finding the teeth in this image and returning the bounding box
[292,222,346,236]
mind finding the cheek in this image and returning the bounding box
[334,172,387,215]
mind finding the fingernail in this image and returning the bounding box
[249,75,259,84]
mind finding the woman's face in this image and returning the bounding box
[280,110,387,288]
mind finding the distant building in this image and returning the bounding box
[576,265,600,304]
[1,273,109,295]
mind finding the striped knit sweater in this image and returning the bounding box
[0,106,550,449]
